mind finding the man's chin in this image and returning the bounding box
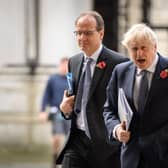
[136,62,147,69]
[79,46,85,51]
[80,47,88,53]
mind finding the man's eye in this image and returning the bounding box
[132,48,137,51]
[74,30,96,36]
[85,31,93,35]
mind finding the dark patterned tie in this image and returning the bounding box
[138,70,149,113]
[75,58,93,137]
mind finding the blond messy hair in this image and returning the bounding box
[122,23,158,48]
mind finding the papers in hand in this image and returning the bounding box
[66,72,73,96]
[118,88,133,130]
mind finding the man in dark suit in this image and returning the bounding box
[103,23,168,168]
[57,11,128,168]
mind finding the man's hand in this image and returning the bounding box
[60,90,75,116]
[116,121,130,143]
[39,112,48,122]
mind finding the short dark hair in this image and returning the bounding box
[75,11,104,31]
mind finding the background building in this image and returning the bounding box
[0,0,168,166]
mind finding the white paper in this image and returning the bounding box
[118,88,133,130]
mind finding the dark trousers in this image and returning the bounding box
[61,129,120,168]
[62,149,89,168]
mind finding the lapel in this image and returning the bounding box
[124,63,136,107]
[146,55,168,105]
[74,54,84,93]
[89,48,108,98]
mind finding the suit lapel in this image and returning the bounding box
[89,50,107,98]
[124,64,136,107]
[146,55,168,105]
[74,54,84,93]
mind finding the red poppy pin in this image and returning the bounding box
[160,69,168,79]
[96,61,106,69]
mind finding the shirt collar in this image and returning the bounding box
[83,44,103,62]
[137,54,159,75]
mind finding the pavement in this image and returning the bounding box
[0,163,51,168]
[0,145,52,168]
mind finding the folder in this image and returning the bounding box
[118,88,133,130]
[66,72,73,96]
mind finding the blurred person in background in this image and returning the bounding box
[40,57,71,168]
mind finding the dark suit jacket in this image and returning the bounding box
[57,46,128,167]
[104,53,168,168]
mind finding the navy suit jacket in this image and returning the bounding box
[41,74,68,111]
[104,54,168,168]
[57,46,128,166]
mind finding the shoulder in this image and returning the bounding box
[108,61,134,83]
[113,61,133,74]
[158,53,168,63]
[48,74,61,82]
[68,53,83,66]
[102,46,129,63]
[69,53,83,62]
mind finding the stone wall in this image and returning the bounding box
[0,68,52,145]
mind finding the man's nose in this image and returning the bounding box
[79,33,87,39]
[137,49,143,56]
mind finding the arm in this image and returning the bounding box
[103,68,130,143]
[39,77,52,122]
[39,112,48,122]
[103,70,120,140]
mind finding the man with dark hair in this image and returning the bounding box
[57,11,128,168]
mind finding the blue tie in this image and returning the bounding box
[138,70,149,113]
[75,57,92,137]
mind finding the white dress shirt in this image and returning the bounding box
[77,44,103,131]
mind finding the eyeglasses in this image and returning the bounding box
[73,30,97,36]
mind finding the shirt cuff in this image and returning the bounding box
[50,106,58,113]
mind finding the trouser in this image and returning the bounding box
[61,129,120,168]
